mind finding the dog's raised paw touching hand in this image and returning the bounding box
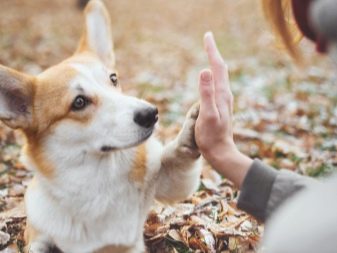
[177,102,200,159]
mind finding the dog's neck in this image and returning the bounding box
[21,141,138,203]
[23,140,155,249]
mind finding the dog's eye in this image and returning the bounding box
[109,73,118,87]
[71,95,90,111]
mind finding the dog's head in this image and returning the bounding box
[0,0,157,160]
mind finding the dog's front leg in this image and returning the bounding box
[155,103,202,203]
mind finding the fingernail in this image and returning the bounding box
[201,69,212,82]
[204,32,214,51]
[204,31,213,40]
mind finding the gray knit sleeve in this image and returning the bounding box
[237,159,316,222]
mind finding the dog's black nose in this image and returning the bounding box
[133,107,158,128]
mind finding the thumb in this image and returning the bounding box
[198,69,218,119]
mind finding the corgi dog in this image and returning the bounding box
[0,1,201,252]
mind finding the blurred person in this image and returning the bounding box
[195,0,337,252]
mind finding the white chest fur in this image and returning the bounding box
[24,137,163,253]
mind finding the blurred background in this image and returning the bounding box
[0,0,336,252]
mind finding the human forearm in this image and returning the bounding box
[203,147,253,188]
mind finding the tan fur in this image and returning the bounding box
[129,144,147,184]
[77,23,90,53]
[22,140,55,178]
[24,224,40,252]
[32,65,86,133]
[20,65,79,178]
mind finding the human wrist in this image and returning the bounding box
[201,141,237,167]
[205,146,253,188]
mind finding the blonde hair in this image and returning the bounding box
[262,0,302,60]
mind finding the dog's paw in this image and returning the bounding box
[177,102,200,159]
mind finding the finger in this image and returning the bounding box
[204,32,232,116]
[198,69,219,121]
[204,32,228,84]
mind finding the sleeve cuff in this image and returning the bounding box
[237,159,278,222]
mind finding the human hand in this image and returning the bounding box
[195,32,252,187]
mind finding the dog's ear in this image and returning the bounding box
[0,65,34,129]
[76,0,115,68]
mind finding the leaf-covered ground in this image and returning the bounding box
[0,0,336,252]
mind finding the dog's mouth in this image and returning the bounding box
[100,146,116,152]
[100,128,154,153]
